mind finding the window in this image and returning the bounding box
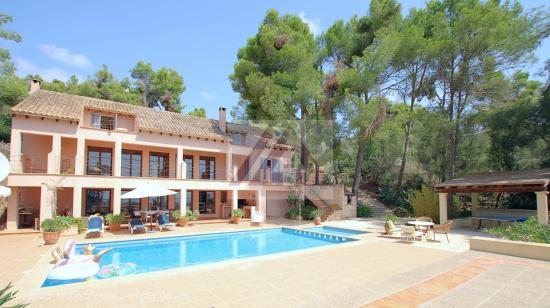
[232,133,241,145]
[175,192,180,211]
[121,189,141,216]
[199,156,215,179]
[221,191,227,204]
[85,189,111,216]
[87,147,112,176]
[121,150,142,177]
[91,112,115,130]
[149,152,169,178]
[199,191,215,214]
[148,196,168,210]
[186,191,193,211]
[184,155,193,179]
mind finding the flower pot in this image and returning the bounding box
[231,216,242,224]
[109,223,121,232]
[384,222,393,235]
[179,219,188,227]
[43,231,61,245]
[313,217,322,225]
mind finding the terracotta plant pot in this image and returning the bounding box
[313,217,322,225]
[179,219,188,227]
[43,231,61,245]
[231,216,242,224]
[109,223,121,232]
[384,222,393,235]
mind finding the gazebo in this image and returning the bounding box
[435,169,550,225]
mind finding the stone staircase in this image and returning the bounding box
[304,190,336,222]
[356,191,392,218]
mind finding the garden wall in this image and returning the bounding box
[470,237,550,262]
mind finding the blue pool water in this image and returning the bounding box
[42,228,352,287]
[306,226,367,237]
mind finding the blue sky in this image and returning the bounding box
[1,0,548,120]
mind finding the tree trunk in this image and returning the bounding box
[397,97,416,188]
[298,108,309,184]
[315,161,320,184]
[352,131,366,200]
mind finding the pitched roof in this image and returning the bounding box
[12,90,229,141]
[435,169,550,193]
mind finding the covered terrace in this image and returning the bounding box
[435,169,550,225]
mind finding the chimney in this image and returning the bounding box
[28,78,41,94]
[218,107,227,133]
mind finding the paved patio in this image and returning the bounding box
[1,219,549,307]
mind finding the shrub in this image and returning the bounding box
[231,208,244,218]
[41,218,64,232]
[392,207,410,218]
[410,185,439,223]
[171,210,182,220]
[357,204,374,217]
[285,205,317,220]
[378,185,414,212]
[383,213,398,223]
[185,210,200,221]
[485,217,550,244]
[0,282,28,308]
[309,208,323,219]
[105,214,126,225]
[286,206,301,219]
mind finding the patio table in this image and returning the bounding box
[140,210,169,231]
[406,221,435,240]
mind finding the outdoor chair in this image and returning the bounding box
[85,216,104,238]
[157,213,176,231]
[251,212,264,227]
[433,220,453,242]
[400,226,423,242]
[129,218,146,234]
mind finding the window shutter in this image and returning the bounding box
[91,112,101,128]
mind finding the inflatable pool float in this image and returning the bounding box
[47,240,112,282]
[97,262,137,278]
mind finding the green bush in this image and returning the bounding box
[410,185,439,223]
[185,210,200,221]
[286,206,301,219]
[171,210,182,220]
[0,282,28,308]
[231,208,244,217]
[485,217,550,244]
[40,218,64,232]
[378,185,414,212]
[285,204,317,220]
[105,213,126,225]
[357,204,374,217]
[309,208,323,219]
[383,213,398,223]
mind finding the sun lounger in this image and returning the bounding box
[251,212,264,227]
[157,213,176,231]
[85,216,104,238]
[129,218,146,234]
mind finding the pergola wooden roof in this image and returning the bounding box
[435,169,550,193]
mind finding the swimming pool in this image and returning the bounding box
[305,226,367,237]
[43,228,353,287]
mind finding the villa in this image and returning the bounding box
[3,79,300,230]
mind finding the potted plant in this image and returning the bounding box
[41,218,64,245]
[57,215,80,236]
[311,208,323,225]
[185,210,200,225]
[171,210,188,227]
[105,213,126,232]
[231,208,244,224]
[383,213,398,235]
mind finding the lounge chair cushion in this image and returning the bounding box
[86,217,104,233]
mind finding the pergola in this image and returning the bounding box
[435,169,550,225]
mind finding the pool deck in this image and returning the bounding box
[2,219,550,307]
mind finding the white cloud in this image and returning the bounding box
[38,44,94,69]
[299,12,321,36]
[14,57,76,82]
[200,91,217,101]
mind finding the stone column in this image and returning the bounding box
[180,188,187,212]
[113,186,121,214]
[72,186,82,217]
[6,187,19,230]
[176,146,183,179]
[40,185,54,221]
[9,130,22,173]
[74,137,85,175]
[256,189,266,216]
[47,135,61,174]
[113,141,122,177]
[536,191,548,225]
[438,193,448,224]
[471,192,478,216]
[232,189,238,210]
[226,146,233,181]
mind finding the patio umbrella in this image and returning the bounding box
[120,183,176,199]
[0,185,11,197]
[121,183,176,231]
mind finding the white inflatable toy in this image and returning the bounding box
[47,261,100,281]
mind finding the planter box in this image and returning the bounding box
[470,237,550,262]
